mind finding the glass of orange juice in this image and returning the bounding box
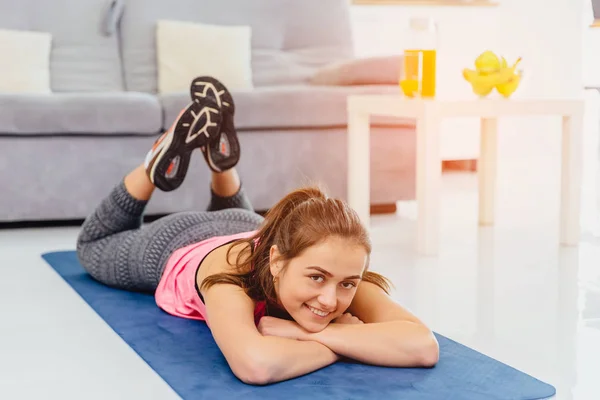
[400,18,438,98]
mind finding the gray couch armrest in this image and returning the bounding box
[309,56,403,86]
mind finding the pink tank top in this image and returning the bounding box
[154,230,267,326]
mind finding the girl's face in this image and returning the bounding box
[270,236,368,333]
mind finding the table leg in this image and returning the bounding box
[560,110,584,246]
[416,111,441,255]
[348,111,371,226]
[478,118,498,225]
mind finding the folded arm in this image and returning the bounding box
[247,334,339,384]
[203,284,338,385]
[306,281,439,367]
[307,319,438,367]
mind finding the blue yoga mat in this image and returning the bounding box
[43,251,555,400]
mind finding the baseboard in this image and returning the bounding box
[0,206,401,227]
[442,159,477,172]
[0,219,82,229]
[0,214,171,229]
[370,203,397,214]
[260,204,398,216]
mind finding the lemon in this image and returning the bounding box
[475,51,501,75]
[495,58,523,98]
[463,68,497,97]
[496,72,522,98]
[474,84,494,97]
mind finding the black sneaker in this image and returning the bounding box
[144,96,222,191]
[190,76,240,173]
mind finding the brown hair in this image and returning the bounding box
[200,186,392,305]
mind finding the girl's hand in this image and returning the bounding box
[333,313,364,325]
[258,316,309,340]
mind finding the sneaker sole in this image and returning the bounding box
[204,122,240,173]
[190,76,239,173]
[150,100,222,191]
[190,76,235,114]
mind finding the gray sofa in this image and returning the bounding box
[0,0,416,223]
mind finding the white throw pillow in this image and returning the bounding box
[156,20,253,94]
[0,29,52,94]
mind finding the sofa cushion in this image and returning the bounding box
[160,85,413,131]
[0,93,162,135]
[0,0,124,92]
[120,0,287,93]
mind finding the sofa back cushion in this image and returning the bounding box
[120,0,354,92]
[120,0,286,93]
[253,0,355,86]
[0,0,124,92]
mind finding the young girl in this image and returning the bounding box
[76,77,439,385]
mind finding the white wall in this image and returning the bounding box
[350,0,585,161]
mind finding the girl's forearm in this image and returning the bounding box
[251,336,339,384]
[305,321,439,367]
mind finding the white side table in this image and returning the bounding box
[347,96,585,255]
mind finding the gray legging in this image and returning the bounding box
[76,180,264,292]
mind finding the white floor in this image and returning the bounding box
[2,97,600,399]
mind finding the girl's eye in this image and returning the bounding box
[341,282,356,289]
[310,275,325,283]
